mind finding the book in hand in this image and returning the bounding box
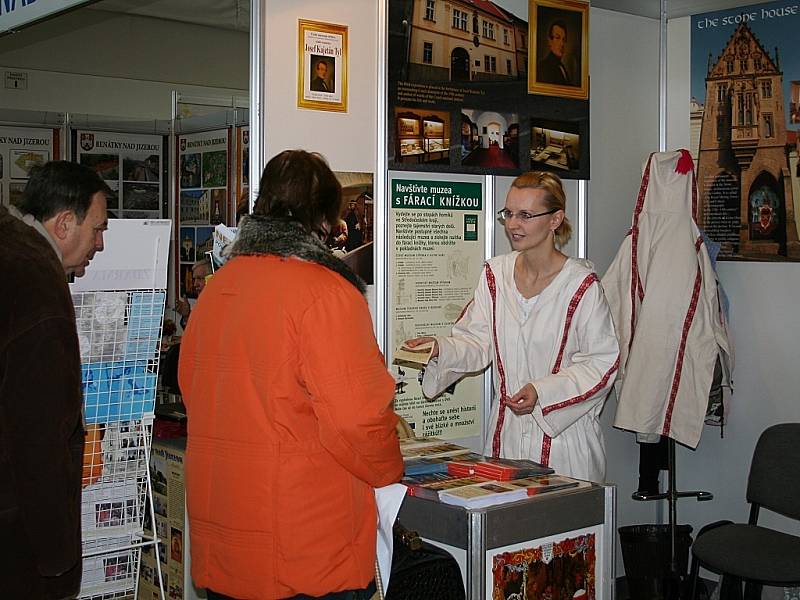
[403,473,492,501]
[438,475,584,508]
[447,456,555,480]
[393,340,435,369]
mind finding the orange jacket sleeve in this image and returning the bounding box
[299,285,403,488]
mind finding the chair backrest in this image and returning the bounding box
[746,423,800,520]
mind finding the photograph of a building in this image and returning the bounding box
[695,22,800,259]
[398,0,527,82]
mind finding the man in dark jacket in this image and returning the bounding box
[0,161,109,599]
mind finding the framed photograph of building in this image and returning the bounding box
[297,19,348,112]
[528,0,589,100]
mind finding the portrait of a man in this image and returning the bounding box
[310,56,334,94]
[537,20,573,86]
[529,0,589,100]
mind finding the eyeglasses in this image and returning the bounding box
[497,208,558,222]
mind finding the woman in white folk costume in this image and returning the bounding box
[405,172,619,482]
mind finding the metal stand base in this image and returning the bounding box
[631,438,713,599]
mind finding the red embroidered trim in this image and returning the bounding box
[542,357,620,416]
[540,435,552,467]
[629,154,654,354]
[456,299,473,323]
[486,265,509,458]
[552,273,598,374]
[662,264,702,436]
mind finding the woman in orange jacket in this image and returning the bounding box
[178,150,404,599]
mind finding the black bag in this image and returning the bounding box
[384,523,465,600]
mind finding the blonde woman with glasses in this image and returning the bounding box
[405,172,619,482]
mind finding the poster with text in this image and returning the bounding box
[691,1,800,261]
[487,525,602,600]
[389,177,485,440]
[388,0,589,178]
[76,131,164,220]
[0,126,57,208]
[176,129,231,298]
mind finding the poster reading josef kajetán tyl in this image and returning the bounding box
[691,1,800,261]
[388,0,590,179]
[389,178,485,440]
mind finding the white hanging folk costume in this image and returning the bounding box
[603,150,734,449]
[422,254,620,482]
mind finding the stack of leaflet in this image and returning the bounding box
[402,473,491,500]
[438,475,584,509]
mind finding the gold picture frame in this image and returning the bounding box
[297,19,348,112]
[528,0,589,100]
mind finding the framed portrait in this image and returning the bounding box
[529,0,589,100]
[297,19,348,112]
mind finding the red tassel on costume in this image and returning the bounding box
[675,149,694,175]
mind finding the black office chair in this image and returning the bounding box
[689,423,800,600]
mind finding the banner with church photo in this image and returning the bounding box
[388,0,590,179]
[690,1,800,261]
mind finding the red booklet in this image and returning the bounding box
[447,457,554,480]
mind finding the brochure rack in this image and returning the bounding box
[71,219,171,599]
[398,483,615,600]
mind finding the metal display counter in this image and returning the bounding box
[398,484,615,600]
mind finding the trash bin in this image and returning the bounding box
[618,524,693,600]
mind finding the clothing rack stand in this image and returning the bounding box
[632,437,714,599]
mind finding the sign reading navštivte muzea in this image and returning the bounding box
[691,0,800,261]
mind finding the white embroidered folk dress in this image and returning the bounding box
[422,254,620,482]
[603,150,734,449]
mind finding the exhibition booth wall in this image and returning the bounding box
[2,2,799,587]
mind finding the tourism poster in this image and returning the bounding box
[0,125,57,208]
[488,526,601,600]
[76,131,164,220]
[691,1,800,261]
[388,0,589,178]
[176,129,231,297]
[388,176,485,440]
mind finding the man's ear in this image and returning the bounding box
[47,210,77,241]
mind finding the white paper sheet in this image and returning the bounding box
[70,219,172,292]
[374,484,408,594]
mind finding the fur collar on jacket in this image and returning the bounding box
[228,215,366,294]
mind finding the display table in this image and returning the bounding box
[397,483,615,600]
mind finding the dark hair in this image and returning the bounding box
[549,20,567,40]
[252,150,342,234]
[16,160,111,222]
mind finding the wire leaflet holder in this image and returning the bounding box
[70,219,171,600]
